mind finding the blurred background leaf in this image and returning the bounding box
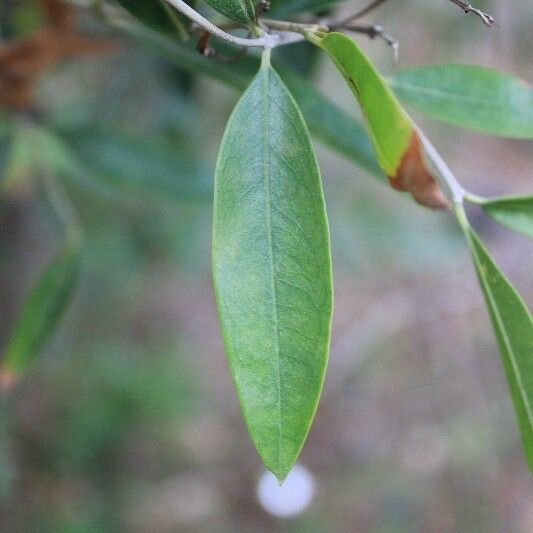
[115,0,190,39]
[53,127,213,202]
[1,230,81,388]
[389,64,533,138]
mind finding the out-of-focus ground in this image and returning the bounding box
[0,0,532,531]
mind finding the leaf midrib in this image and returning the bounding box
[261,66,283,473]
[236,0,251,19]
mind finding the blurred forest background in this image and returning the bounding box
[0,0,532,531]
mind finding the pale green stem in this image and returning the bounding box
[415,127,467,204]
[161,0,278,47]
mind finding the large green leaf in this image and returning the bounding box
[389,65,533,138]
[1,231,81,388]
[457,212,533,472]
[55,128,213,202]
[203,0,255,23]
[470,195,533,239]
[212,54,333,481]
[109,19,383,178]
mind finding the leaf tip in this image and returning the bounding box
[272,467,291,486]
[262,453,296,486]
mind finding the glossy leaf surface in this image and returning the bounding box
[474,195,533,238]
[203,0,255,23]
[389,65,533,138]
[213,57,333,481]
[1,232,81,387]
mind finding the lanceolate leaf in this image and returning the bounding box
[457,212,533,472]
[203,0,255,24]
[389,65,533,139]
[471,195,533,239]
[0,231,81,389]
[213,54,333,481]
[308,31,449,209]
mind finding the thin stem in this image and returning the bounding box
[448,0,495,27]
[453,201,471,233]
[261,19,327,34]
[334,0,389,27]
[160,0,278,47]
[329,22,399,57]
[415,127,466,204]
[464,192,487,205]
[325,0,494,28]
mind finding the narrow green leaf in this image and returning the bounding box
[308,31,449,208]
[53,128,212,202]
[470,195,533,239]
[457,209,533,473]
[213,55,333,481]
[309,31,413,175]
[203,0,255,23]
[116,0,190,39]
[389,65,533,138]
[282,70,382,177]
[110,20,384,178]
[1,232,81,388]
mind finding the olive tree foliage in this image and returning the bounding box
[0,0,531,482]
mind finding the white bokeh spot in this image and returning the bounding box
[256,464,316,518]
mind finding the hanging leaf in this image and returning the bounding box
[213,53,333,482]
[308,31,450,209]
[469,195,533,239]
[0,231,81,390]
[457,212,533,472]
[389,65,533,139]
[203,0,255,24]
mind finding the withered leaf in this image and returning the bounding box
[309,32,450,210]
[389,134,451,210]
